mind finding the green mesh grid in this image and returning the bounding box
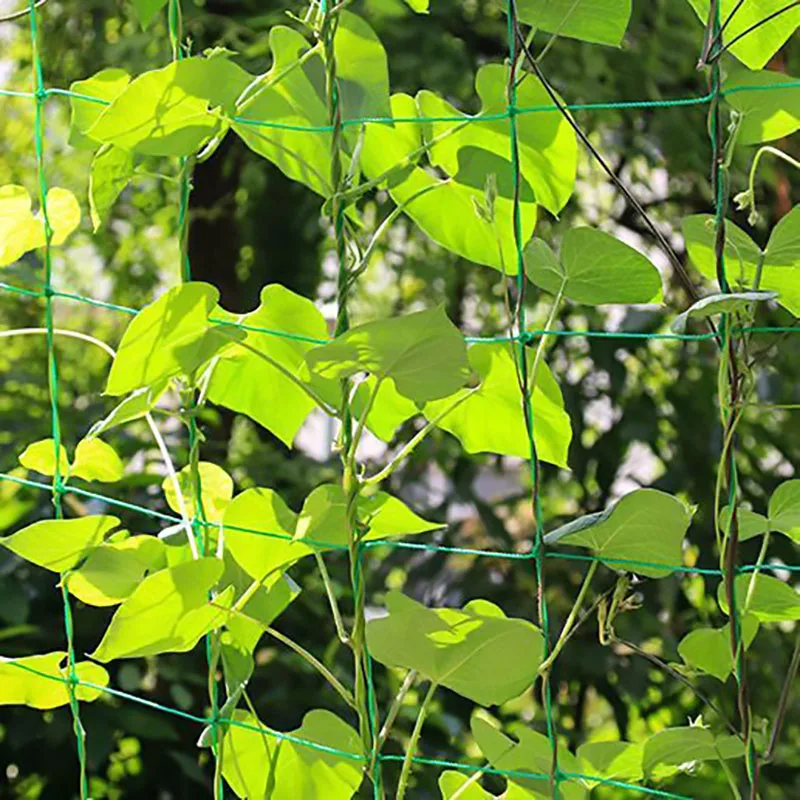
[0,0,798,798]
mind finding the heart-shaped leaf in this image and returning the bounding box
[544,489,693,578]
[367,592,544,705]
[768,479,800,542]
[677,614,759,681]
[643,726,744,777]
[513,0,633,47]
[162,462,234,524]
[718,574,800,622]
[726,67,800,145]
[576,740,644,787]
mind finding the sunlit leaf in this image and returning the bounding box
[514,0,633,47]
[220,709,363,799]
[89,145,134,230]
[643,726,744,776]
[677,614,759,681]
[68,68,131,149]
[133,0,168,28]
[65,535,166,606]
[1,516,120,572]
[576,740,644,787]
[525,228,663,305]
[71,438,125,483]
[351,375,418,442]
[306,305,470,404]
[105,282,242,396]
[88,383,168,438]
[471,717,588,799]
[367,592,543,704]
[718,574,800,622]
[18,438,69,476]
[768,479,800,542]
[726,67,800,145]
[207,284,334,447]
[162,462,234,523]
[424,342,572,467]
[0,653,109,709]
[91,557,229,661]
[544,489,693,578]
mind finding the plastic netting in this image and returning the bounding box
[1,0,798,798]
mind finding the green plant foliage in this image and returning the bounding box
[350,376,418,441]
[424,342,572,467]
[525,228,663,305]
[642,726,744,777]
[162,461,233,522]
[514,0,633,47]
[576,740,644,786]
[726,67,800,145]
[70,438,125,482]
[768,479,800,541]
[0,653,109,709]
[18,438,69,475]
[105,282,243,396]
[88,383,167,437]
[207,285,333,447]
[68,68,131,150]
[91,558,231,661]
[367,593,544,704]
[686,1,800,70]
[718,574,800,622]
[471,717,588,798]
[132,0,168,28]
[544,489,693,577]
[306,306,471,403]
[671,290,779,332]
[677,614,759,681]
[64,535,166,606]
[1,516,121,572]
[219,709,363,799]
[0,185,80,266]
[86,56,251,156]
[719,506,769,541]
[89,145,134,230]
[683,207,800,316]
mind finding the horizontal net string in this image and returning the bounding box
[2,657,691,799]
[0,81,797,132]
[1,282,797,344]
[2,471,797,576]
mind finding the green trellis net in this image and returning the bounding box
[0,0,798,798]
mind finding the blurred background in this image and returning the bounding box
[0,0,797,797]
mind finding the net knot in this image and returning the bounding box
[518,330,536,345]
[42,285,55,298]
[53,477,67,495]
[553,768,568,784]
[530,540,543,559]
[507,104,519,118]
[35,87,47,103]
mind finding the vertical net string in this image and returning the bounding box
[505,1,559,795]
[27,1,90,797]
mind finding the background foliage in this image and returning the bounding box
[0,0,797,798]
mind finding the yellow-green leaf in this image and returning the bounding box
[68,68,131,149]
[71,438,125,483]
[162,462,234,523]
[18,438,69,476]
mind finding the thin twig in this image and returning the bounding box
[0,0,46,24]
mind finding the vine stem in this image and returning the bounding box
[538,560,597,674]
[373,669,416,762]
[395,681,437,800]
[314,552,350,645]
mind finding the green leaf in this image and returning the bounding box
[18,438,69,476]
[514,0,633,47]
[89,145,134,231]
[402,0,429,12]
[132,0,168,28]
[718,574,800,622]
[576,740,644,787]
[0,185,81,267]
[1,516,120,572]
[424,343,572,468]
[643,726,744,776]
[769,479,800,542]
[91,557,229,661]
[671,291,778,333]
[677,614,759,681]
[525,228,663,305]
[162,462,234,523]
[438,771,500,799]
[106,282,242,396]
[71,438,125,482]
[294,484,441,548]
[234,12,389,197]
[366,592,544,704]
[351,375,418,442]
[544,489,693,578]
[64,535,166,606]
[686,1,800,70]
[306,306,470,404]
[88,56,251,156]
[0,653,109,709]
[207,284,333,447]
[683,209,800,316]
[471,717,588,799]
[68,68,131,150]
[88,383,167,437]
[220,709,363,799]
[223,488,311,583]
[726,67,800,145]
[359,82,541,273]
[719,506,769,541]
